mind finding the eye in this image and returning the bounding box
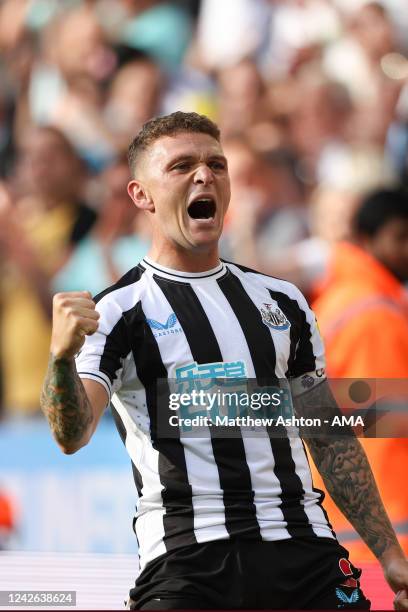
[172,162,191,171]
[209,160,226,171]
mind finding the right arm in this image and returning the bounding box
[40,292,108,454]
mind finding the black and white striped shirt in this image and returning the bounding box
[76,257,334,569]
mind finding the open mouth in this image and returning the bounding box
[187,197,216,220]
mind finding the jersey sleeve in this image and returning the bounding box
[75,296,130,400]
[288,287,327,397]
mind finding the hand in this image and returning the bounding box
[394,590,408,610]
[381,554,408,610]
[51,292,100,359]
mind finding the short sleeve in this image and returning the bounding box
[289,289,327,397]
[75,297,130,401]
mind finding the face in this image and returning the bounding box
[19,129,81,199]
[108,61,161,131]
[367,218,408,283]
[128,132,230,252]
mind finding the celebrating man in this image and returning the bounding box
[41,112,408,610]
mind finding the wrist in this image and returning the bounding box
[50,347,76,361]
[379,544,406,569]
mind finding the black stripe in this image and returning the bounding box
[111,404,127,443]
[97,266,145,385]
[267,290,302,377]
[300,438,336,538]
[93,265,145,304]
[111,405,143,498]
[131,462,143,498]
[218,271,278,382]
[124,299,196,552]
[291,308,317,378]
[155,276,261,540]
[219,270,316,538]
[266,431,315,537]
[99,318,130,385]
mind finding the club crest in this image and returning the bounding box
[260,303,290,331]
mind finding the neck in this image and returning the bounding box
[147,243,220,272]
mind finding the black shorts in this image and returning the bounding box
[128,538,371,610]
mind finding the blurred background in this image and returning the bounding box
[0,0,407,608]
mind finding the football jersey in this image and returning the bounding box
[76,257,334,569]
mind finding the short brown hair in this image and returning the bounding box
[128,111,220,175]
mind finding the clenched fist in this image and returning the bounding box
[51,291,100,359]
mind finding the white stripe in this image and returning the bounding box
[193,280,256,377]
[180,435,229,543]
[240,429,290,539]
[111,393,167,570]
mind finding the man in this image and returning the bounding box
[41,112,408,610]
[0,126,96,416]
[312,189,408,563]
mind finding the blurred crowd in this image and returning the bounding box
[0,0,407,564]
[0,0,407,417]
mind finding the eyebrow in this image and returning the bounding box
[166,154,228,168]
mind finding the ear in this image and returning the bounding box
[127,179,155,212]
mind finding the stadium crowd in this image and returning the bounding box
[0,0,407,565]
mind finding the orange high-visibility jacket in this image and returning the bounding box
[312,241,408,561]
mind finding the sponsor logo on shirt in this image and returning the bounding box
[176,360,247,382]
[335,587,360,606]
[260,303,290,331]
[174,359,248,398]
[146,313,183,338]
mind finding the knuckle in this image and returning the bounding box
[53,292,64,305]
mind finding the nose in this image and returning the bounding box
[193,164,214,185]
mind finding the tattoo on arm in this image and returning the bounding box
[294,380,400,560]
[40,354,93,450]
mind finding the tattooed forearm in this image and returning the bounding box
[40,354,93,452]
[294,380,402,561]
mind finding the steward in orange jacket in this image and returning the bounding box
[312,188,408,562]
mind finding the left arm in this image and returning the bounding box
[294,380,408,608]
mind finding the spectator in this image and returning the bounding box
[221,138,308,270]
[323,2,396,104]
[262,185,361,295]
[119,0,194,71]
[105,55,163,154]
[0,126,96,416]
[53,157,151,296]
[312,187,408,561]
[216,60,266,138]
